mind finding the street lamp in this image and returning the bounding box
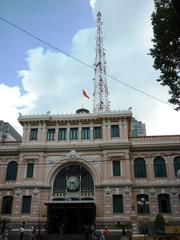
[138,197,149,240]
[177,169,180,179]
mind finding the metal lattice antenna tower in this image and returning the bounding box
[93,12,110,112]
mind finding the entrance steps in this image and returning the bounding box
[45,233,84,240]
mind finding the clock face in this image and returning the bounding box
[66,176,80,191]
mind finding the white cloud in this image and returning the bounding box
[0,84,36,134]
[90,0,96,9]
[2,0,180,136]
[18,43,94,114]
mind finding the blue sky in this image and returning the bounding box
[0,0,94,88]
[0,0,180,135]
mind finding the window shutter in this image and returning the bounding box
[1,196,13,214]
[93,127,102,139]
[113,195,123,213]
[22,196,31,214]
[134,158,147,178]
[154,157,167,177]
[6,161,18,181]
[58,128,66,140]
[111,125,120,137]
[113,161,120,176]
[26,163,34,178]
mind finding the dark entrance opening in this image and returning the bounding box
[46,202,96,234]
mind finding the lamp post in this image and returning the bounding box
[138,197,149,240]
[177,169,180,179]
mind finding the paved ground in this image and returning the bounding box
[8,233,130,240]
[46,233,84,240]
[8,233,84,240]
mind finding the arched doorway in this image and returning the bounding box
[46,164,96,233]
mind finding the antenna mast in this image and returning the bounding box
[93,12,110,112]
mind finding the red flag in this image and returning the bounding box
[83,89,90,99]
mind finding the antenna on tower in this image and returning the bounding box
[93,12,110,112]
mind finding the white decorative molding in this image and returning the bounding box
[15,189,21,196]
[33,188,39,196]
[64,149,81,161]
[149,188,156,195]
[47,151,102,173]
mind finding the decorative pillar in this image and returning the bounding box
[78,123,82,142]
[55,124,59,142]
[67,123,70,142]
[90,122,93,141]
[107,120,111,140]
[40,123,46,143]
[102,120,107,140]
[22,124,28,144]
[119,120,123,140]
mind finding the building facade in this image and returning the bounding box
[131,117,146,137]
[0,120,22,142]
[0,110,180,235]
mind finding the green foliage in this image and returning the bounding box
[154,213,166,233]
[0,217,11,224]
[150,0,180,110]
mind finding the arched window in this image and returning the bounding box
[154,157,167,177]
[134,158,147,178]
[174,156,180,176]
[137,194,149,214]
[6,161,18,181]
[1,196,13,214]
[53,165,94,194]
[158,194,171,213]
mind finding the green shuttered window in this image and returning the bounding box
[22,196,31,214]
[113,161,121,176]
[1,196,13,214]
[134,158,147,178]
[70,128,78,140]
[81,127,90,139]
[47,129,55,140]
[26,163,34,178]
[30,129,38,140]
[154,157,167,177]
[111,125,120,138]
[113,195,123,213]
[158,194,171,213]
[93,127,102,139]
[6,161,18,181]
[58,128,66,140]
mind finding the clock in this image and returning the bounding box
[66,176,80,191]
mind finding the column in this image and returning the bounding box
[55,124,59,142]
[107,120,111,140]
[17,155,24,182]
[90,122,93,142]
[148,157,154,181]
[25,124,30,144]
[22,124,28,144]
[40,123,46,143]
[166,156,174,180]
[67,123,70,142]
[78,123,82,142]
[119,120,123,140]
[37,154,44,183]
[102,120,107,141]
[124,119,128,140]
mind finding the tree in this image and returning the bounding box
[154,213,166,233]
[150,0,180,110]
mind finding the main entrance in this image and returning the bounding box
[47,163,96,233]
[47,202,96,233]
